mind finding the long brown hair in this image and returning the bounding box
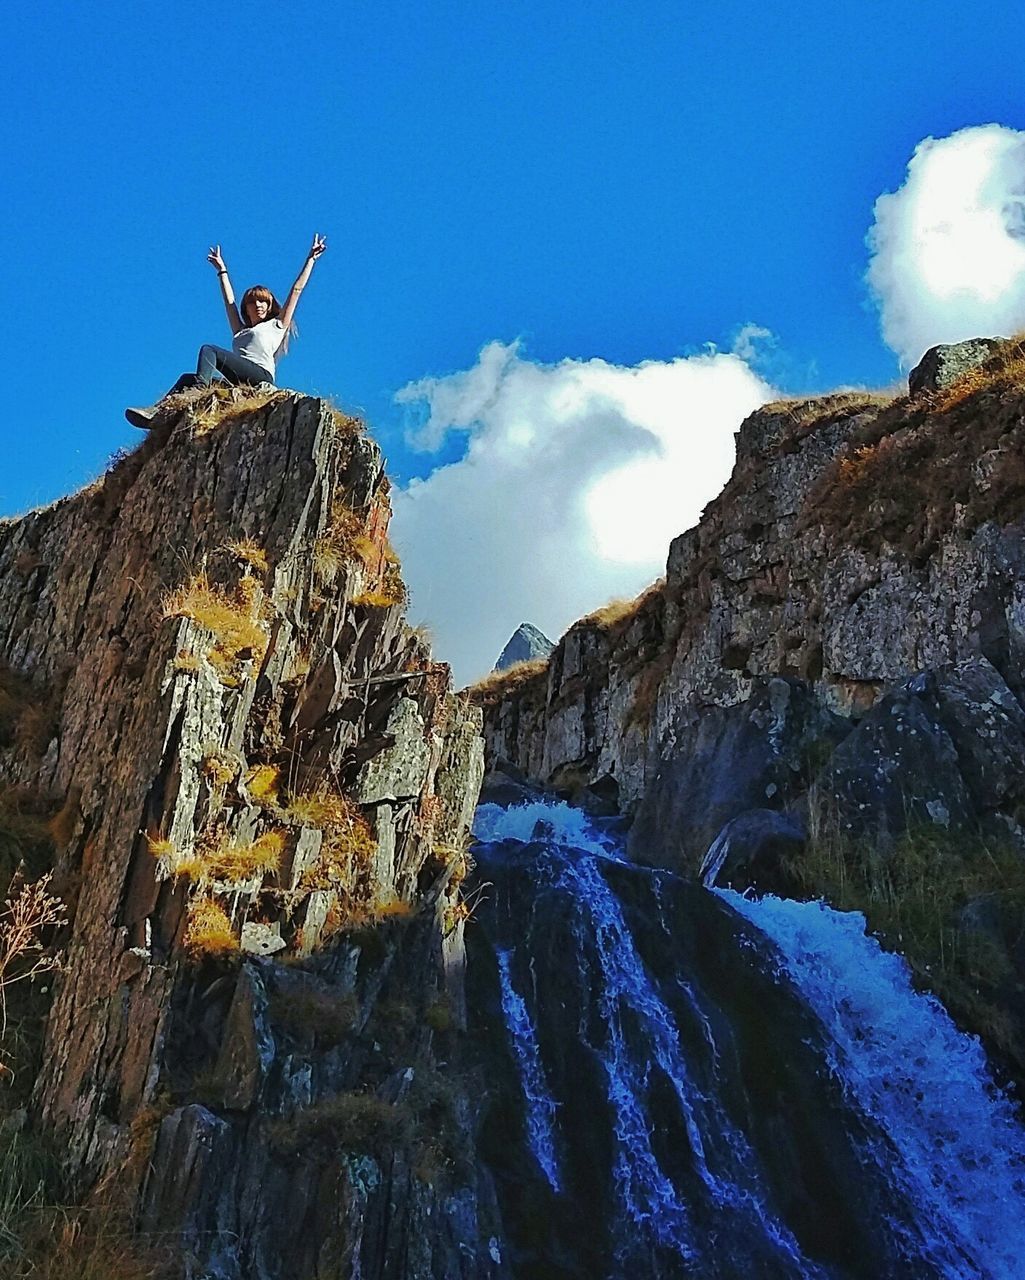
[240,285,295,354]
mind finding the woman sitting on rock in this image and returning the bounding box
[125,234,327,429]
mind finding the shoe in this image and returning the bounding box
[125,405,158,430]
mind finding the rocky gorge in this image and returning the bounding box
[2,339,1025,1277]
[476,338,1025,1090]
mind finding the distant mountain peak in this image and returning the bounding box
[495,622,554,671]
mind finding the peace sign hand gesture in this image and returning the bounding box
[207,244,227,272]
[308,233,327,262]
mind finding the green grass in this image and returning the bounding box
[788,815,1025,1066]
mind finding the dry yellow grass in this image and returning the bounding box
[203,830,285,883]
[162,572,269,671]
[172,650,201,673]
[373,896,415,921]
[223,538,269,575]
[146,835,175,860]
[185,384,285,436]
[245,763,281,807]
[284,786,362,830]
[201,753,237,790]
[328,405,365,436]
[933,340,1025,412]
[184,897,238,958]
[467,657,549,704]
[577,579,665,632]
[313,535,346,585]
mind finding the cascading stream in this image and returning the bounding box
[470,797,1025,1280]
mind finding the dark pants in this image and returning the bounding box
[164,346,273,397]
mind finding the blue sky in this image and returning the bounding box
[4,1,1025,675]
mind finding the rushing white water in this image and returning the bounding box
[721,890,1025,1280]
[495,948,563,1192]
[476,799,821,1273]
[474,799,621,856]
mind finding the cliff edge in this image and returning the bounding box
[0,385,494,1277]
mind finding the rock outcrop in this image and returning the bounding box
[0,386,493,1277]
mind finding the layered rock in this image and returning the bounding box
[0,387,492,1277]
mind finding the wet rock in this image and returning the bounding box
[908,338,1003,396]
[214,963,275,1111]
[628,678,847,873]
[699,808,806,892]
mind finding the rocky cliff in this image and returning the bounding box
[0,385,494,1277]
[475,341,1025,1087]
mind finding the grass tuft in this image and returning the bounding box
[222,538,269,575]
[201,830,285,883]
[183,897,238,958]
[466,658,549,706]
[162,572,269,677]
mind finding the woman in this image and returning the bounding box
[125,234,327,429]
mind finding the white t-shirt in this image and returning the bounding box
[232,318,287,378]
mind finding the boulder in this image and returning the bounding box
[908,338,1003,396]
[699,808,806,893]
[812,660,1025,846]
[811,674,973,844]
[628,677,848,873]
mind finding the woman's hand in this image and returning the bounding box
[307,233,327,262]
[207,244,227,272]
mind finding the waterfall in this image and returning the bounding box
[471,796,1025,1279]
[495,947,563,1192]
[721,890,1025,1280]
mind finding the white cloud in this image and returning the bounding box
[867,124,1025,368]
[391,341,775,684]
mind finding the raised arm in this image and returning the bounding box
[207,244,243,334]
[278,234,327,333]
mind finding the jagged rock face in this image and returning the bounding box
[494,623,554,671]
[0,389,492,1277]
[478,387,1025,866]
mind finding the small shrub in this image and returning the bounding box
[270,1092,412,1159]
[183,898,238,958]
[172,650,201,674]
[268,987,358,1047]
[0,872,66,1042]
